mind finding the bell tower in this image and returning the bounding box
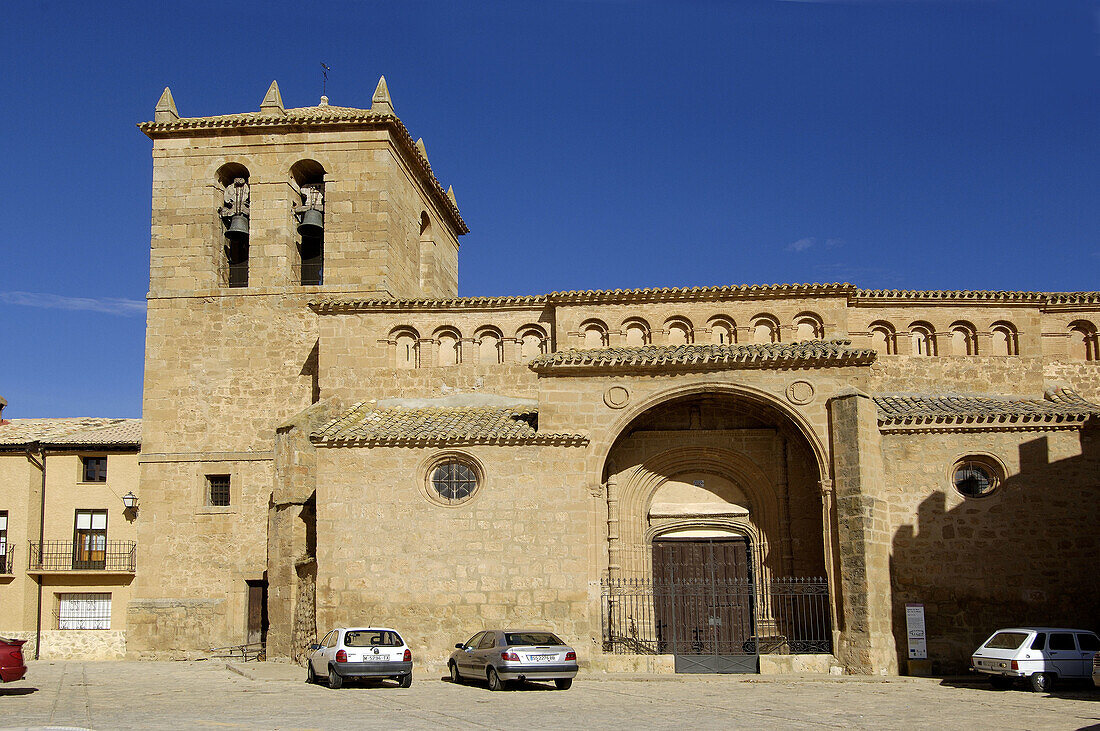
[128,78,467,656]
[141,77,465,300]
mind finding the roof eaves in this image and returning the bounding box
[852,289,1049,304]
[529,341,877,374]
[311,433,589,448]
[874,390,1099,433]
[547,283,855,305]
[309,295,548,313]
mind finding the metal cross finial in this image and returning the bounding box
[320,62,331,96]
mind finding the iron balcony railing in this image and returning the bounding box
[28,540,136,572]
[0,546,13,574]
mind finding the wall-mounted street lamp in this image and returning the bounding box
[122,492,139,510]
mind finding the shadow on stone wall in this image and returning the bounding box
[889,425,1100,674]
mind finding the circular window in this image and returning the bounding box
[951,457,1003,498]
[422,452,483,506]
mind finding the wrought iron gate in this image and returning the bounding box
[601,539,831,673]
[654,538,757,672]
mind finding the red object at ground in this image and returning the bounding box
[0,637,27,682]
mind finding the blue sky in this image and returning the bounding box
[1,0,1097,418]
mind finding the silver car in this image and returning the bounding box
[306,627,413,688]
[448,629,578,691]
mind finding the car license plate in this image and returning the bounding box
[365,655,388,662]
[528,654,557,662]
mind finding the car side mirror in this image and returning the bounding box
[309,644,321,650]
[455,643,464,649]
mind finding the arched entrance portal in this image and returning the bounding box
[600,392,833,673]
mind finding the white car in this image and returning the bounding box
[971,627,1099,692]
[307,627,413,689]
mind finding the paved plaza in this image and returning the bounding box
[2,661,1099,730]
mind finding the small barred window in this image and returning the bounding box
[952,457,1002,498]
[207,474,231,506]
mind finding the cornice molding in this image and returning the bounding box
[880,421,1087,434]
[310,295,547,313]
[548,283,855,305]
[530,340,877,374]
[312,434,588,448]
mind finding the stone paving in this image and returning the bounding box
[2,661,1099,730]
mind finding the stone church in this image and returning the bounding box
[120,77,1099,676]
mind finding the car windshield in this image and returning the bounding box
[983,632,1029,650]
[345,630,403,647]
[505,632,563,646]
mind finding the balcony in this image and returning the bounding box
[27,540,136,575]
[0,546,13,575]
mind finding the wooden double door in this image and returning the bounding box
[652,537,757,673]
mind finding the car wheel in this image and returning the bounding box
[1029,672,1052,693]
[399,673,413,689]
[449,661,462,684]
[554,678,572,690]
[328,666,343,689]
[487,667,505,691]
[989,676,1012,690]
[306,662,316,684]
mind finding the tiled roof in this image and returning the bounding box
[853,289,1046,303]
[854,289,1100,305]
[0,418,141,448]
[310,294,547,313]
[1044,292,1100,305]
[138,104,468,236]
[546,283,855,304]
[530,340,876,373]
[147,103,379,126]
[310,285,1100,313]
[874,389,1098,429]
[312,404,587,446]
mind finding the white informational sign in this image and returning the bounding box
[905,603,927,660]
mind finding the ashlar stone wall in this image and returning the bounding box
[880,424,1100,672]
[148,127,459,300]
[313,442,593,673]
[552,295,850,349]
[129,457,271,657]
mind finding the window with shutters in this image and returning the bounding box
[73,510,107,569]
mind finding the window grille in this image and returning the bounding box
[57,593,111,630]
[208,475,231,506]
[430,462,478,504]
[952,459,1001,498]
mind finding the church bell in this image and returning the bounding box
[225,213,249,241]
[297,208,324,237]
